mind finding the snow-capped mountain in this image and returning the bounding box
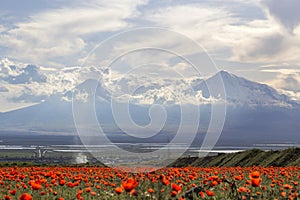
[86,70,295,107]
[63,79,111,103]
[193,70,295,107]
[0,58,109,108]
[0,58,297,108]
[0,58,300,143]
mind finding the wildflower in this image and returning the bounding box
[9,189,17,195]
[206,189,215,196]
[122,178,138,192]
[148,188,154,193]
[18,193,33,200]
[115,187,124,194]
[171,183,182,193]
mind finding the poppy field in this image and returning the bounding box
[0,165,299,200]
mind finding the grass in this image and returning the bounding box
[170,148,300,167]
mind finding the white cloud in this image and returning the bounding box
[1,0,300,107]
[267,73,300,92]
[262,68,300,101]
[225,0,300,64]
[80,26,221,80]
[144,4,236,50]
[110,74,214,105]
[0,25,7,32]
[261,68,300,75]
[0,0,147,66]
[142,2,300,66]
[229,25,300,64]
[0,58,110,109]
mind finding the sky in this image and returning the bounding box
[0,0,300,111]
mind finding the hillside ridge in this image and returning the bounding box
[170,148,300,167]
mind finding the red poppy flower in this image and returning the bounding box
[18,193,33,200]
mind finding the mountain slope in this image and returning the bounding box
[0,78,113,132]
[0,71,299,143]
[0,97,74,131]
[193,70,294,106]
[171,148,300,167]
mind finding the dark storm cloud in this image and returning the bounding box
[264,0,300,32]
[249,33,285,57]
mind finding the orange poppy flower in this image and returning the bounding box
[206,189,215,196]
[85,187,91,193]
[210,180,218,187]
[238,187,247,193]
[170,190,177,197]
[31,183,42,190]
[283,184,292,189]
[148,188,154,193]
[115,187,124,194]
[9,189,16,195]
[171,183,182,193]
[121,178,138,192]
[251,178,262,187]
[4,195,12,200]
[199,191,205,198]
[130,189,138,197]
[18,193,33,200]
[249,171,260,179]
[59,179,66,186]
[161,176,170,186]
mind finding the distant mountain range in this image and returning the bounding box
[0,61,299,145]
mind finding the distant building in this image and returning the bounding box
[33,146,47,159]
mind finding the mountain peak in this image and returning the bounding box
[218,70,230,75]
[63,79,111,102]
[193,70,295,107]
[216,70,239,80]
